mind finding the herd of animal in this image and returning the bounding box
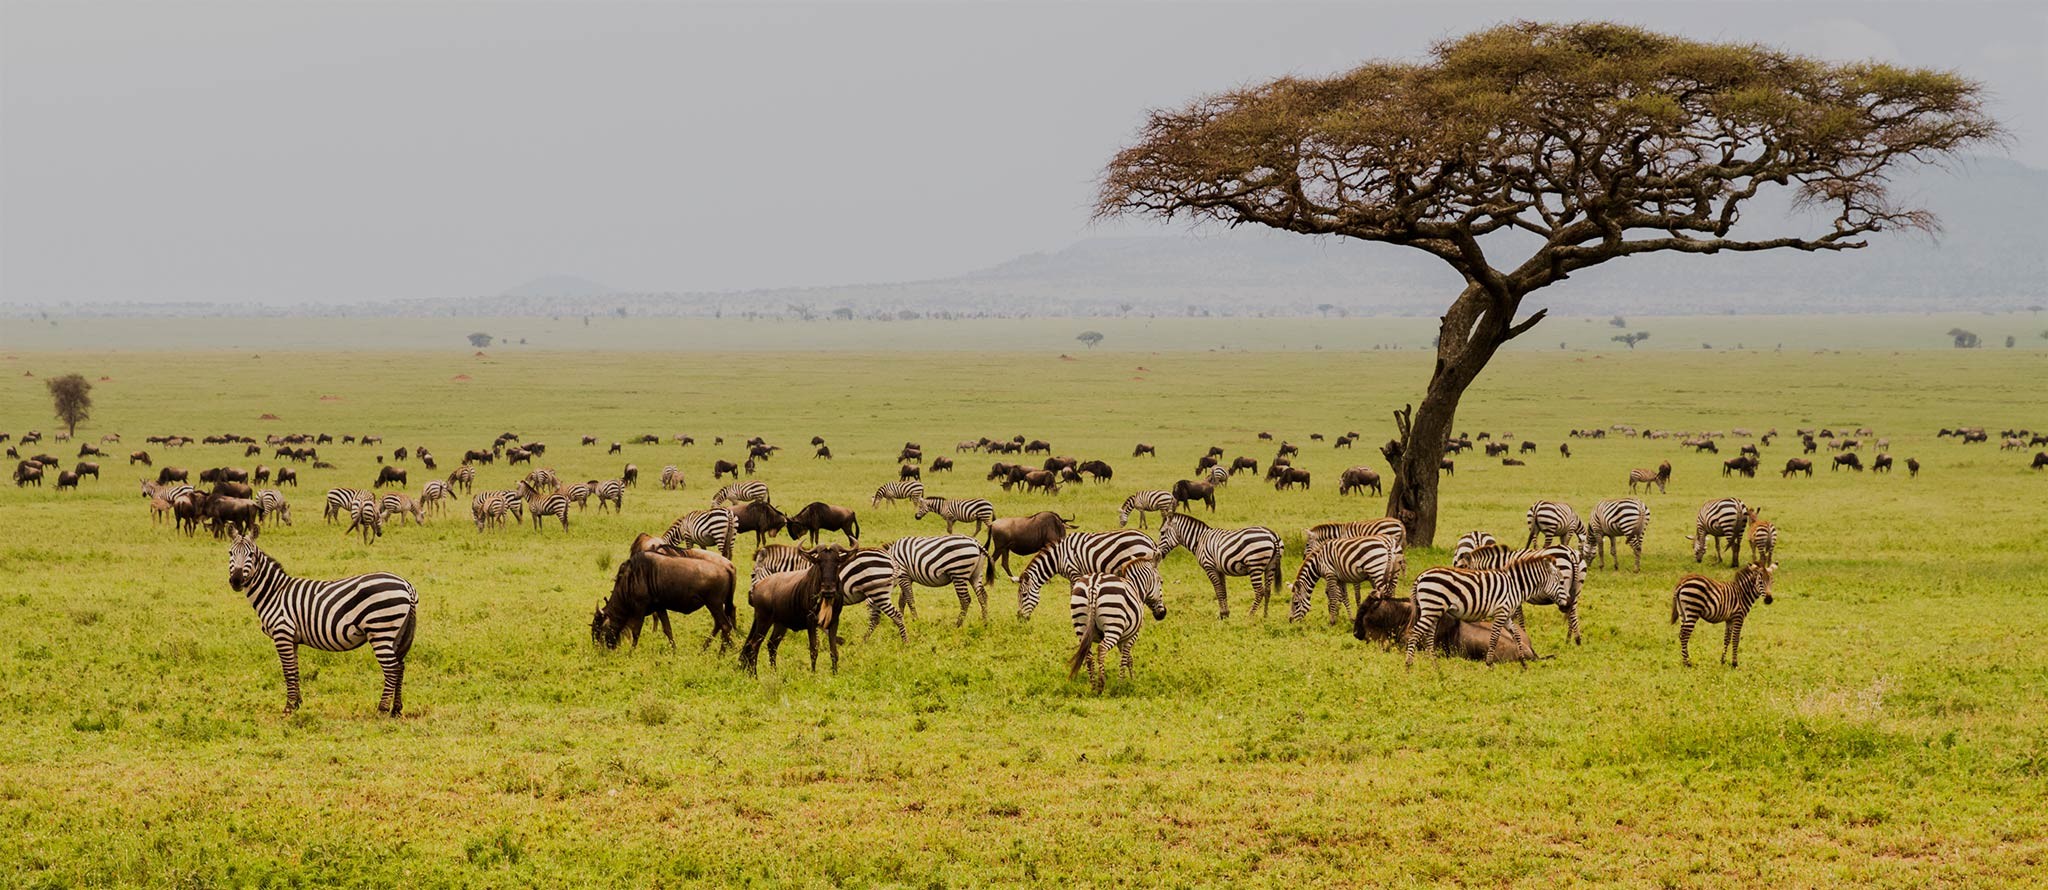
[7,419,2040,715]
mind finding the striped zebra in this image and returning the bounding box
[870,480,924,507]
[529,490,570,530]
[377,493,425,526]
[471,491,513,532]
[1464,543,1586,645]
[1306,518,1407,560]
[446,465,474,494]
[324,487,373,524]
[1628,461,1671,494]
[1118,490,1177,528]
[886,534,993,626]
[345,497,383,542]
[1524,500,1584,548]
[1067,573,1166,694]
[660,465,685,490]
[1747,510,1776,565]
[227,534,418,715]
[257,489,292,526]
[1451,531,1498,568]
[1688,498,1749,567]
[913,496,996,535]
[418,480,453,516]
[1288,535,1402,624]
[1584,498,1649,572]
[1205,465,1230,486]
[521,468,559,496]
[1155,513,1282,619]
[753,544,906,642]
[1671,562,1778,667]
[562,481,593,511]
[595,479,626,513]
[714,480,770,506]
[665,508,737,558]
[1016,530,1160,620]
[1405,552,1564,667]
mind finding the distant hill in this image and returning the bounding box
[501,275,618,300]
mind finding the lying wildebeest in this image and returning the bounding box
[1272,467,1311,490]
[712,459,740,479]
[73,461,99,481]
[985,511,1076,582]
[1832,452,1863,472]
[594,542,738,652]
[739,544,848,675]
[1501,458,1526,467]
[1078,459,1113,482]
[899,464,921,480]
[1339,466,1382,496]
[1782,458,1813,478]
[1171,478,1216,512]
[78,444,104,458]
[1351,596,1540,663]
[930,456,953,472]
[786,501,861,546]
[733,500,789,548]
[1132,443,1155,458]
[130,450,152,466]
[374,465,407,488]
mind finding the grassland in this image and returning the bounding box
[1,319,2045,887]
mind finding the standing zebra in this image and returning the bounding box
[418,480,453,516]
[886,534,993,626]
[713,480,770,506]
[661,465,686,490]
[562,481,593,511]
[1405,552,1564,667]
[753,544,906,642]
[870,480,924,507]
[1118,490,1177,528]
[1463,544,1586,645]
[1524,500,1584,548]
[377,492,425,526]
[345,496,383,543]
[1155,513,1282,619]
[595,479,626,513]
[1205,465,1230,486]
[1067,573,1167,694]
[1288,534,1403,623]
[1688,497,1749,567]
[324,487,373,524]
[529,490,570,530]
[665,508,738,558]
[1747,508,1776,565]
[1583,498,1650,572]
[257,489,293,526]
[1305,518,1407,555]
[1016,530,1160,620]
[1628,461,1672,494]
[226,533,417,715]
[1672,562,1778,667]
[913,496,996,535]
[446,465,474,494]
[471,491,513,531]
[1451,531,1499,568]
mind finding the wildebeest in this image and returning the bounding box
[899,446,923,463]
[1132,443,1155,458]
[739,545,848,675]
[1272,467,1311,490]
[1501,458,1526,467]
[930,456,953,472]
[713,460,740,479]
[1907,457,1921,476]
[1042,456,1078,473]
[1229,456,1259,476]
[1196,455,1219,474]
[1171,478,1217,512]
[1782,458,1813,477]
[594,541,738,652]
[1440,458,1455,474]
[1276,442,1300,459]
[211,480,254,499]
[462,449,495,465]
[203,494,263,538]
[2033,452,2048,470]
[73,461,99,481]
[622,464,638,487]
[1871,454,1894,473]
[748,444,779,461]
[899,464,921,480]
[1338,466,1382,496]
[1024,440,1051,455]
[609,442,623,454]
[814,445,833,460]
[1520,441,1537,454]
[374,466,408,488]
[54,469,80,490]
[1559,443,1571,459]
[129,450,152,466]
[275,467,298,487]
[582,435,599,446]
[985,511,1076,582]
[733,500,789,548]
[1832,453,1863,472]
[1722,455,1758,477]
[1019,469,1060,494]
[1351,596,1540,663]
[786,501,861,546]
[1077,459,1113,482]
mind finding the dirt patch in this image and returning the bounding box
[259,413,281,421]
[318,395,343,402]
[452,374,472,381]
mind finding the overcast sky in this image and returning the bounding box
[3,0,2041,305]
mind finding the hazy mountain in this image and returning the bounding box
[501,275,618,300]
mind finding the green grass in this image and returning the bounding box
[1,320,2045,887]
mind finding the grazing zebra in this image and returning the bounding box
[1583,498,1650,572]
[753,544,906,642]
[324,487,373,524]
[446,465,475,493]
[377,492,425,526]
[1067,573,1166,694]
[1288,534,1402,624]
[1016,530,1160,620]
[1205,465,1230,486]
[714,480,771,506]
[1451,531,1498,568]
[1155,513,1282,619]
[345,496,383,543]
[1672,562,1778,667]
[1688,498,1749,567]
[1524,500,1584,548]
[913,496,996,535]
[1747,510,1776,565]
[521,468,559,495]
[661,465,685,490]
[529,491,570,530]
[226,534,418,715]
[418,480,453,515]
[1628,461,1672,494]
[471,491,512,531]
[1405,552,1565,667]
[1463,544,1586,645]
[596,479,626,513]
[1305,518,1407,555]
[562,481,593,511]
[257,489,292,526]
[665,508,737,558]
[886,534,993,626]
[1118,490,1177,528]
[870,480,924,507]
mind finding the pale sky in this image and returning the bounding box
[3,0,2041,304]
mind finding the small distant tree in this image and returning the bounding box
[1317,303,1335,317]
[2005,335,2016,348]
[1117,302,1135,315]
[467,332,493,348]
[1077,331,1105,349]
[1609,316,1628,329]
[832,307,854,320]
[2031,305,2045,315]
[1946,328,1980,349]
[46,373,92,437]
[1611,331,1650,349]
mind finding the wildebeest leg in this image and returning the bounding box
[655,611,675,649]
[806,627,820,671]
[766,625,786,670]
[826,613,842,672]
[740,616,771,675]
[627,615,645,649]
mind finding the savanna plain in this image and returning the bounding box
[1,317,2044,887]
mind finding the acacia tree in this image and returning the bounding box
[1096,21,1998,544]
[1077,331,1106,349]
[46,374,92,437]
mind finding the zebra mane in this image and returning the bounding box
[1161,512,1208,531]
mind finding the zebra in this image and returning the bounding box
[562,481,593,511]
[521,468,559,496]
[471,491,513,532]
[1067,573,1166,694]
[886,534,993,626]
[1155,512,1282,619]
[1405,552,1565,667]
[665,508,737,558]
[377,492,425,526]
[1672,562,1778,667]
[345,496,383,542]
[595,479,626,513]
[1463,543,1586,645]
[870,480,924,507]
[1584,498,1649,572]
[1451,531,1498,568]
[1305,518,1406,556]
[257,489,292,526]
[1628,461,1671,494]
[1016,530,1160,620]
[529,490,570,530]
[661,465,685,490]
[753,544,906,642]
[1287,535,1402,624]
[418,480,454,516]
[324,487,373,524]
[1118,490,1177,528]
[1205,465,1230,486]
[1688,497,1749,567]
[913,496,996,535]
[1524,500,1584,548]
[226,534,418,715]
[1747,509,1776,565]
[446,465,474,494]
[713,480,770,506]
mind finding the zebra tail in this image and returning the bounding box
[395,599,420,661]
[1069,610,1102,679]
[1669,589,1680,625]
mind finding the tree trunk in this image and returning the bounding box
[1385,284,1513,547]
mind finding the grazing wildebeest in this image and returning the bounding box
[77,444,103,458]
[786,501,862,546]
[1197,455,1220,474]
[54,469,80,490]
[1272,467,1311,490]
[275,467,298,487]
[713,460,740,479]
[582,435,599,446]
[1721,455,1757,477]
[462,449,494,465]
[930,456,953,472]
[622,464,639,487]
[1078,459,1113,482]
[1229,456,1259,476]
[2033,452,2048,470]
[130,450,152,466]
[374,466,408,488]
[749,444,779,461]
[1132,443,1155,458]
[1351,596,1539,663]
[609,442,623,454]
[1339,466,1382,496]
[1021,469,1060,494]
[1485,442,1511,457]
[594,543,738,652]
[1171,478,1217,512]
[739,545,849,675]
[1871,454,1894,473]
[203,494,263,538]
[1782,458,1813,477]
[814,445,833,460]
[733,500,790,548]
[810,436,826,446]
[73,461,99,481]
[1832,452,1863,472]
[985,511,1076,582]
[1520,441,1537,454]
[899,446,923,463]
[899,464,921,480]
[1042,456,1078,473]
[1559,443,1571,459]
[1907,457,1921,476]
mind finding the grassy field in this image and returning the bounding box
[1,321,2045,887]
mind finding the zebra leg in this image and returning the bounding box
[373,637,404,716]
[972,572,988,624]
[1404,612,1440,668]
[1325,578,1344,625]
[951,577,974,627]
[878,595,908,643]
[272,634,302,714]
[1119,638,1135,680]
[1566,604,1582,646]
[864,598,885,643]
[1721,619,1736,665]
[1483,615,1510,667]
[1089,644,1106,694]
[1205,567,1228,619]
[1728,615,1747,668]
[1678,616,1697,667]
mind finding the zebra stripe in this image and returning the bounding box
[870,480,924,507]
[446,465,474,493]
[1118,490,1177,528]
[377,493,423,526]
[1405,554,1563,667]
[1305,518,1406,555]
[1671,562,1777,667]
[714,480,770,505]
[1067,573,1166,693]
[1288,535,1402,624]
[1749,518,1777,565]
[1017,530,1160,620]
[324,487,372,524]
[1463,544,1586,645]
[1205,465,1230,486]
[912,497,996,535]
[666,508,737,558]
[886,534,992,626]
[471,491,513,532]
[345,496,383,542]
[257,490,292,526]
[418,480,453,515]
[1155,512,1282,619]
[1688,498,1748,567]
[227,534,418,715]
[596,479,626,513]
[661,465,686,490]
[562,481,593,510]
[530,492,570,530]
[1524,500,1584,548]
[1451,531,1498,568]
[752,545,906,642]
[1585,498,1649,572]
